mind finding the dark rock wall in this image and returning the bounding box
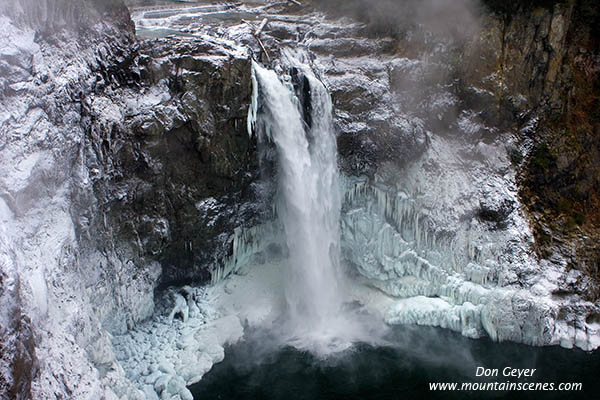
[459,0,600,299]
[1,0,258,288]
[518,1,600,300]
[86,38,257,285]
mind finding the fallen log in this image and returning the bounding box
[255,36,271,62]
[242,19,271,62]
[255,18,269,36]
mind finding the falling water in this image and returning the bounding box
[248,56,376,353]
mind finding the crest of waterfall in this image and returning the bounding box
[247,57,383,353]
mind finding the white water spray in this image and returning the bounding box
[249,57,379,353]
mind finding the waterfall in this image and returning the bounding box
[249,56,376,353]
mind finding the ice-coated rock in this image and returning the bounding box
[112,287,244,399]
[340,132,600,350]
[0,0,257,398]
[168,293,189,322]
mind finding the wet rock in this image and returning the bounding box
[84,36,258,286]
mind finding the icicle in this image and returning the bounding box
[247,65,259,138]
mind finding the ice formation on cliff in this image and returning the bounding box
[340,132,600,351]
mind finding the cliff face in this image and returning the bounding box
[520,2,600,301]
[84,37,256,287]
[0,0,256,397]
[459,0,600,300]
[310,0,600,302]
[283,0,598,350]
[1,1,139,397]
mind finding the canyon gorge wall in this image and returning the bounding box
[1,0,257,397]
[1,0,599,398]
[311,0,600,301]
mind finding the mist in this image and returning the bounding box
[311,0,482,42]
